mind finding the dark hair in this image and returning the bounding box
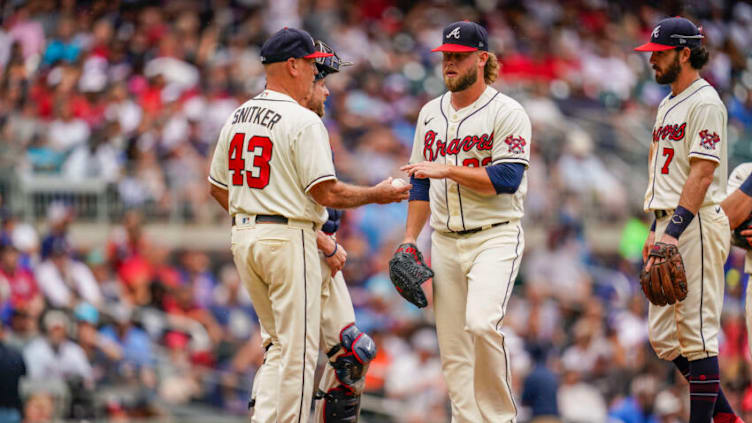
[688,45,709,70]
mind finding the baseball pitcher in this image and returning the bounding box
[207,27,409,423]
[393,21,531,422]
[635,17,741,423]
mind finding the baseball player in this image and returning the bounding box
[722,163,752,370]
[635,17,741,423]
[303,40,376,422]
[207,27,410,423]
[398,21,531,422]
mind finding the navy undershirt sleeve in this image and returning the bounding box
[409,175,430,201]
[485,162,525,194]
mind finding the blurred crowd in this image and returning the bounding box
[1,0,752,422]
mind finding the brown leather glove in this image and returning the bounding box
[640,242,688,306]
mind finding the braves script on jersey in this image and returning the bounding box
[409,85,531,231]
[644,78,728,212]
[208,89,336,224]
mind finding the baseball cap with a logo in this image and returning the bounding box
[634,17,704,52]
[260,27,334,64]
[432,21,489,53]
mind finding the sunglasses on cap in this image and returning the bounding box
[314,40,352,77]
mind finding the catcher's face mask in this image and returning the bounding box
[314,40,352,80]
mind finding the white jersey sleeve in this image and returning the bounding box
[727,163,752,193]
[688,103,725,164]
[208,122,232,190]
[293,121,337,193]
[491,107,532,167]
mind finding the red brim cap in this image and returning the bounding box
[634,42,676,52]
[303,51,334,59]
[431,44,478,53]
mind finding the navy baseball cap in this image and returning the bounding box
[260,27,334,64]
[432,21,489,53]
[635,17,704,52]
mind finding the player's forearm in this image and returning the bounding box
[677,159,717,213]
[446,166,496,195]
[722,190,752,229]
[321,182,381,208]
[403,200,431,243]
[209,183,229,212]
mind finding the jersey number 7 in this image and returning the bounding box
[661,147,674,175]
[229,133,273,189]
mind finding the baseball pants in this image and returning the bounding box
[649,204,730,361]
[231,217,321,423]
[431,220,524,423]
[313,255,357,421]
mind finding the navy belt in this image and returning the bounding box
[452,221,509,236]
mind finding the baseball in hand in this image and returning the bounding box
[391,178,408,188]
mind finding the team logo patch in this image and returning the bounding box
[446,27,461,39]
[504,135,526,154]
[698,129,720,150]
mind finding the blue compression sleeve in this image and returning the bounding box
[485,162,525,194]
[409,175,430,201]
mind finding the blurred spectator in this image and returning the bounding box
[521,344,560,422]
[22,392,55,423]
[35,237,102,308]
[554,127,627,218]
[39,203,73,261]
[0,321,25,423]
[0,241,43,318]
[98,303,156,389]
[73,302,122,384]
[23,310,93,386]
[557,362,608,423]
[42,15,80,66]
[385,328,447,422]
[609,375,660,423]
[654,390,682,423]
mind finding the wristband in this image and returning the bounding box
[650,220,656,232]
[324,243,338,258]
[664,205,695,239]
[741,173,752,197]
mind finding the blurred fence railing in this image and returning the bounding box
[15,173,112,221]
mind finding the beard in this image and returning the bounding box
[444,67,478,92]
[313,102,325,118]
[302,96,325,117]
[655,55,681,85]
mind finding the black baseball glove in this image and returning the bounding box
[388,243,434,308]
[731,214,752,250]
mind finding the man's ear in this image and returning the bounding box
[478,51,489,68]
[679,47,691,65]
[286,57,298,76]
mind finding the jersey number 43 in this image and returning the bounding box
[229,133,273,189]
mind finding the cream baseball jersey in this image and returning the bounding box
[408,86,531,232]
[643,79,728,212]
[209,89,336,225]
[727,162,752,273]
